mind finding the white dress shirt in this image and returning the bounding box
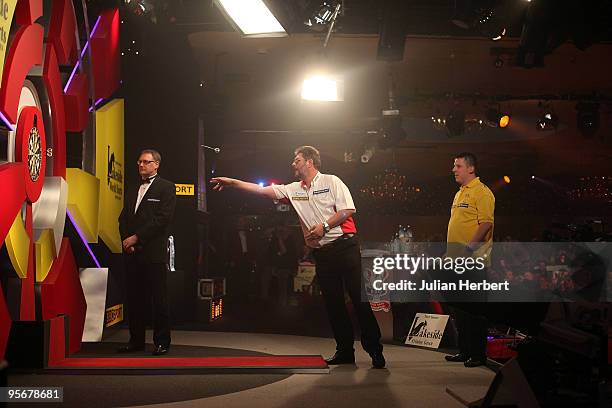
[134,174,157,213]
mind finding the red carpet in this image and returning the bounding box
[48,355,328,373]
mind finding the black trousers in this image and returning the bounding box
[125,258,171,347]
[453,304,487,360]
[313,236,382,354]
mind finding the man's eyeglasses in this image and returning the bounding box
[136,160,157,165]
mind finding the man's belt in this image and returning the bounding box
[317,233,356,251]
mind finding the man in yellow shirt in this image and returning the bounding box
[445,152,494,368]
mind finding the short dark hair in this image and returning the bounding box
[140,149,161,164]
[294,146,321,169]
[454,152,477,171]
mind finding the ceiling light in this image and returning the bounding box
[215,0,287,37]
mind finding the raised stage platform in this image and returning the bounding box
[7,330,495,407]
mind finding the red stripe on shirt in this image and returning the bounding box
[340,216,357,234]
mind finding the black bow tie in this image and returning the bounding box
[141,176,155,185]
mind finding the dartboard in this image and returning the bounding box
[27,126,42,182]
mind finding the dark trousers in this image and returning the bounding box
[453,304,487,360]
[125,258,171,347]
[313,236,382,354]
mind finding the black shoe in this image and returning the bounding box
[445,353,469,362]
[152,345,169,356]
[464,358,487,368]
[117,343,145,353]
[369,352,386,369]
[324,351,355,365]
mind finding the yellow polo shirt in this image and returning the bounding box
[447,177,495,258]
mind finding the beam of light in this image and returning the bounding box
[66,209,101,268]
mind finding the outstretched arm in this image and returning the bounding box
[210,177,278,199]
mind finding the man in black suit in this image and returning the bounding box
[117,149,176,356]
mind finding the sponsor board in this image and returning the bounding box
[176,183,195,196]
[105,304,123,327]
[405,313,449,349]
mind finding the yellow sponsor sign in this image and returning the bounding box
[95,99,124,253]
[66,168,100,243]
[105,304,124,327]
[175,183,195,196]
[0,0,18,84]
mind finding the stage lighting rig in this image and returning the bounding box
[124,0,154,16]
[304,1,342,32]
[451,0,508,41]
[537,112,558,130]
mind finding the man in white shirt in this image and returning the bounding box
[211,146,385,368]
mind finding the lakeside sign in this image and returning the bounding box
[405,313,449,349]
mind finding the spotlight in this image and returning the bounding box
[361,146,375,163]
[537,111,558,130]
[503,176,511,184]
[491,28,506,41]
[304,1,341,32]
[301,74,344,101]
[531,175,536,180]
[576,102,600,138]
[499,114,510,128]
[486,107,510,128]
[125,0,154,16]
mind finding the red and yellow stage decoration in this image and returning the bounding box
[0,1,122,364]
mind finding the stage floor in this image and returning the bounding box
[8,330,495,407]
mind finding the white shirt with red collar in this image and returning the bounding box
[271,172,357,247]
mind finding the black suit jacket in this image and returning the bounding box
[119,176,176,264]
